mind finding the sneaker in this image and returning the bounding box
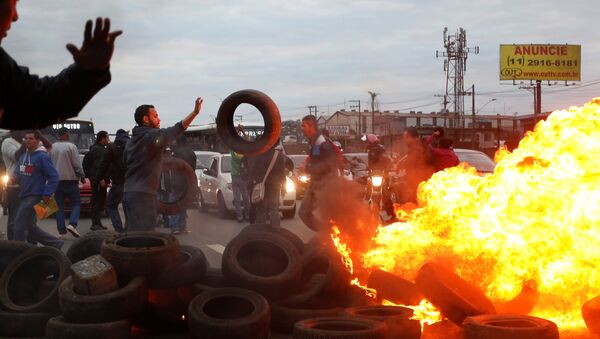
[66,225,80,238]
[90,224,107,231]
[58,233,67,240]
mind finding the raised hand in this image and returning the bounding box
[66,17,122,71]
[194,97,204,115]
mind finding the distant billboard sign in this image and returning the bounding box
[326,125,351,137]
[499,44,581,81]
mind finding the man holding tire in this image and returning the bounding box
[123,98,203,231]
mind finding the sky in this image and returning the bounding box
[4,0,600,133]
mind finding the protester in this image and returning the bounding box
[426,126,444,148]
[49,127,85,239]
[363,133,391,171]
[0,1,121,129]
[429,137,460,171]
[247,142,286,227]
[85,131,109,231]
[96,129,129,233]
[298,115,338,234]
[12,131,62,249]
[1,130,24,239]
[123,98,203,231]
[231,150,249,223]
[396,127,436,203]
[168,136,197,234]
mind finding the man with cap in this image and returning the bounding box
[49,127,85,239]
[97,129,129,232]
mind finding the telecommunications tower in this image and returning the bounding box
[436,27,478,128]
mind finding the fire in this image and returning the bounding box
[384,298,443,328]
[333,98,600,329]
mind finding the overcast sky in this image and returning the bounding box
[4,0,600,133]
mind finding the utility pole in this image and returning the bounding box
[349,100,361,135]
[308,105,318,117]
[471,84,475,148]
[535,80,542,124]
[368,91,378,134]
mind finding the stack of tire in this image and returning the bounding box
[0,241,69,338]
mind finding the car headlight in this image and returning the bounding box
[2,175,9,186]
[371,175,383,187]
[299,175,309,183]
[285,178,295,193]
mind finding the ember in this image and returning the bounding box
[332,98,600,330]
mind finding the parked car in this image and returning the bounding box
[194,151,220,187]
[288,154,309,199]
[454,148,496,174]
[198,153,297,218]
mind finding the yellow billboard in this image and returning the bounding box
[499,44,581,81]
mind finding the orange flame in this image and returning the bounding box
[333,98,600,330]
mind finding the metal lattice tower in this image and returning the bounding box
[436,27,478,128]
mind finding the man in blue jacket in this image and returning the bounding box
[13,131,63,248]
[124,98,203,231]
[0,0,122,129]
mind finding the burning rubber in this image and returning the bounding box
[216,89,281,156]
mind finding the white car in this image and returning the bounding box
[197,153,297,219]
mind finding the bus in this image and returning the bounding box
[40,119,96,153]
[183,123,264,153]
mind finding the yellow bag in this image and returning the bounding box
[34,197,58,220]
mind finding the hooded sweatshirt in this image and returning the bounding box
[97,129,130,184]
[124,122,184,194]
[14,146,59,198]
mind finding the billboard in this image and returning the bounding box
[326,125,351,137]
[499,44,581,81]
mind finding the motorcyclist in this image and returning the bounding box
[362,134,391,171]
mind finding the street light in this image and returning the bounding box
[477,98,497,114]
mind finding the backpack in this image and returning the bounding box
[82,151,93,178]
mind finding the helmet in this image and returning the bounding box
[361,134,378,144]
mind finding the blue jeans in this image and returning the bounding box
[255,183,281,228]
[123,192,157,232]
[232,175,249,220]
[54,180,81,234]
[14,195,64,249]
[167,190,187,232]
[107,183,125,233]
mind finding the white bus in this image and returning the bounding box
[182,123,264,153]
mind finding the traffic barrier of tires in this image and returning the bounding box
[58,276,148,323]
[293,316,388,339]
[341,305,421,339]
[66,230,117,263]
[0,240,34,275]
[152,245,208,289]
[157,157,198,215]
[462,314,559,339]
[0,246,71,313]
[271,303,343,333]
[240,223,305,255]
[494,281,539,315]
[415,262,496,326]
[188,287,270,339]
[0,309,56,337]
[216,89,281,156]
[583,295,600,335]
[190,267,231,298]
[222,231,302,300]
[367,269,422,306]
[46,316,131,339]
[134,288,189,333]
[101,232,180,285]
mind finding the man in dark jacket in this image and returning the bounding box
[87,131,109,230]
[97,129,129,233]
[167,136,197,234]
[247,143,286,227]
[0,1,121,129]
[123,98,203,231]
[299,115,338,233]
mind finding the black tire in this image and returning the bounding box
[462,314,559,339]
[494,281,539,315]
[367,269,422,306]
[198,192,209,212]
[152,245,208,289]
[281,247,350,308]
[0,310,55,337]
[59,275,147,323]
[188,287,270,339]
[190,267,231,297]
[46,316,131,339]
[0,240,34,276]
[240,223,304,254]
[0,246,71,313]
[271,303,342,333]
[156,157,197,215]
[293,316,388,339]
[217,191,229,218]
[222,231,302,300]
[100,232,180,284]
[216,89,282,156]
[341,305,421,339]
[282,205,296,219]
[415,262,496,326]
[66,230,117,263]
